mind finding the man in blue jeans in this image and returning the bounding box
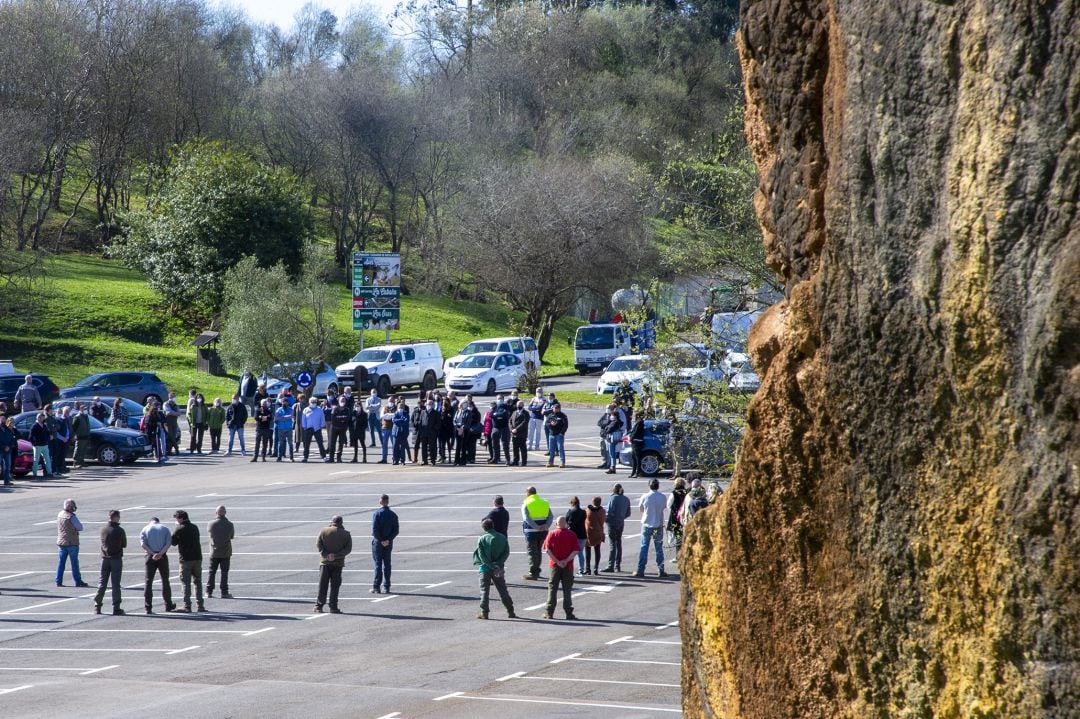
[56,499,90,587]
[633,478,669,578]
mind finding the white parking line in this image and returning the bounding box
[243,627,275,637]
[514,675,680,688]
[524,582,621,611]
[374,713,402,719]
[80,665,120,675]
[565,657,679,666]
[1,596,92,614]
[0,628,261,635]
[0,648,194,654]
[0,685,33,695]
[0,572,36,581]
[549,653,580,664]
[165,645,200,655]
[432,693,680,713]
[655,620,679,629]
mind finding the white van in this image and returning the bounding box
[444,336,540,373]
[335,342,444,398]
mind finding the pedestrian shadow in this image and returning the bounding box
[343,612,454,621]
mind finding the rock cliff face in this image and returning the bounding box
[680,1,1080,717]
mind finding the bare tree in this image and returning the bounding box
[452,154,652,356]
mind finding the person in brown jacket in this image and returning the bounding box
[314,515,352,613]
[584,497,606,575]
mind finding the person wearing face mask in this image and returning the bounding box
[302,397,328,462]
[418,400,440,465]
[527,388,546,451]
[170,510,205,612]
[205,398,225,454]
[187,393,208,454]
[329,397,351,463]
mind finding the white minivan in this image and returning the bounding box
[444,336,540,373]
[335,342,444,398]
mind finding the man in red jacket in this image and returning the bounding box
[542,516,579,620]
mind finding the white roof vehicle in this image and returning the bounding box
[335,341,444,397]
[595,355,649,394]
[444,337,539,373]
[444,352,525,396]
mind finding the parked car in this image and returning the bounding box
[263,361,339,398]
[444,336,540,373]
[444,352,526,396]
[57,372,169,406]
[51,397,145,431]
[336,341,444,398]
[618,416,742,476]
[0,373,60,409]
[11,411,153,466]
[727,361,761,394]
[12,438,32,476]
[595,355,649,394]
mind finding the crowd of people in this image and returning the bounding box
[30,479,710,621]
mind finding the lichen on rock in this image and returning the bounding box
[681,1,1080,717]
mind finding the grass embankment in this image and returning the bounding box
[0,253,584,398]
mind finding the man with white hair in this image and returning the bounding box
[13,375,41,414]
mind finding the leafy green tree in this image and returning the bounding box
[113,141,312,310]
[218,249,337,392]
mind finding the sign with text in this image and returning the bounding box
[351,252,401,330]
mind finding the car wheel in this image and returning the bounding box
[640,451,662,477]
[97,444,121,466]
[144,394,162,405]
[377,376,392,399]
[421,371,437,393]
[486,379,496,396]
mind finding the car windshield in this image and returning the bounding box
[575,326,614,349]
[606,358,642,372]
[458,355,495,369]
[461,342,499,355]
[672,347,709,368]
[73,374,104,387]
[352,349,389,362]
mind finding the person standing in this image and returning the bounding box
[170,510,205,612]
[301,397,327,462]
[666,478,689,549]
[315,515,352,613]
[88,396,109,423]
[370,494,399,594]
[627,412,646,478]
[0,415,15,486]
[473,517,516,620]
[565,497,588,575]
[600,406,624,474]
[252,399,274,462]
[110,397,129,429]
[603,483,631,573]
[484,495,510,536]
[225,395,248,456]
[13,375,42,414]
[238,370,258,417]
[273,399,294,462]
[328,397,351,463]
[140,516,175,614]
[585,497,606,575]
[206,505,234,599]
[409,400,424,464]
[520,486,552,581]
[545,403,568,468]
[418,399,440,465]
[633,479,669,578]
[205,398,225,454]
[29,412,53,478]
[349,401,368,463]
[489,398,510,465]
[49,406,70,475]
[527,389,545,451]
[56,499,89,587]
[541,392,559,452]
[391,401,410,465]
[437,401,454,463]
[378,403,394,463]
[542,516,579,621]
[365,390,382,447]
[509,400,529,466]
[93,510,126,615]
[70,405,92,469]
[187,393,208,454]
[163,393,181,456]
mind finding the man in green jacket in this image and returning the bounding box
[472,517,516,620]
[205,398,226,454]
[71,404,93,468]
[315,515,352,614]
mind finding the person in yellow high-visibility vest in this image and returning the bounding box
[521,486,553,580]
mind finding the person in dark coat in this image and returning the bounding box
[484,495,510,536]
[565,497,588,575]
[370,495,399,594]
[93,510,126,615]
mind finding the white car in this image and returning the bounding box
[596,355,649,394]
[444,336,540,373]
[670,343,726,388]
[264,361,338,398]
[336,342,444,397]
[444,352,525,396]
[728,361,761,394]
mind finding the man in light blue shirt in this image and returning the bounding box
[301,398,327,462]
[140,517,175,614]
[274,401,294,462]
[634,479,668,578]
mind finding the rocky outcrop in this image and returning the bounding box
[680,1,1080,717]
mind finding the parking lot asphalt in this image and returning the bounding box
[0,407,684,718]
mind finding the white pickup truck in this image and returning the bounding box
[335,342,444,398]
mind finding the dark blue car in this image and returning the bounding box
[619,417,742,476]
